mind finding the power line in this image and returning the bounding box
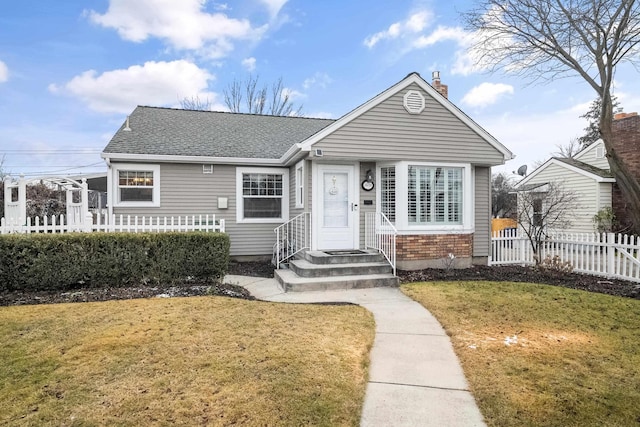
[8,162,106,177]
[0,150,102,156]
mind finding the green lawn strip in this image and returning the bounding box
[0,297,374,427]
[402,281,640,427]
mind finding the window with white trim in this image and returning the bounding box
[112,164,160,207]
[408,165,463,225]
[295,161,304,208]
[236,167,289,223]
[119,170,153,202]
[380,166,396,222]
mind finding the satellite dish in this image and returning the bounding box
[516,165,528,176]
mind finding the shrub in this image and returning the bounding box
[593,207,616,233]
[0,232,229,292]
[537,254,574,275]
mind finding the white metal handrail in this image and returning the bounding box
[365,211,397,275]
[273,212,311,269]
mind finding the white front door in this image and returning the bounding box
[314,164,358,250]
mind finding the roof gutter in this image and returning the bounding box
[279,143,306,166]
[101,152,282,165]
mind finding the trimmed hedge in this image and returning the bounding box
[0,232,230,292]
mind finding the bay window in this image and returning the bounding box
[380,166,396,222]
[408,166,462,225]
[378,162,471,231]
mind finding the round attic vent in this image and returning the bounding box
[403,90,425,114]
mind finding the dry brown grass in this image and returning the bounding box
[403,281,640,427]
[0,296,374,426]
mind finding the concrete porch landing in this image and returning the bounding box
[225,274,486,427]
[275,250,399,292]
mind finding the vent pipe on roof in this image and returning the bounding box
[123,115,131,131]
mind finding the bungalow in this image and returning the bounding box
[102,72,513,273]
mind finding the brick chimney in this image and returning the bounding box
[610,112,640,232]
[432,71,448,99]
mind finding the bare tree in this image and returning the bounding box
[553,138,583,158]
[531,138,583,170]
[463,0,640,234]
[179,95,212,111]
[223,75,303,116]
[491,173,517,218]
[578,96,623,147]
[516,182,579,263]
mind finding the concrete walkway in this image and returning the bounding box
[225,275,486,427]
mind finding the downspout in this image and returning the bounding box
[104,156,113,218]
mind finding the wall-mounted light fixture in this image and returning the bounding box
[361,169,374,191]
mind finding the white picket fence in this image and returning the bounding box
[490,229,640,283]
[0,213,225,234]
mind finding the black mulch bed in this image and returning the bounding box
[398,264,640,300]
[0,282,254,307]
[1,261,638,307]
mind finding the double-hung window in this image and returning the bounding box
[236,167,289,223]
[112,164,160,207]
[408,165,463,225]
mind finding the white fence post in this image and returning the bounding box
[607,233,615,278]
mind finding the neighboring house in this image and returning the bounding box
[514,112,640,234]
[101,72,513,270]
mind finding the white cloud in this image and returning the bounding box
[307,111,334,119]
[213,3,230,11]
[242,57,256,72]
[413,26,467,49]
[50,60,214,114]
[282,87,304,101]
[462,83,514,108]
[0,60,8,83]
[303,72,332,90]
[88,0,264,58]
[485,105,587,175]
[364,10,432,48]
[259,0,288,18]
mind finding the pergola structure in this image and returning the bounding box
[3,174,92,229]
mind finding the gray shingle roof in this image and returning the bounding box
[102,106,335,159]
[515,182,548,192]
[553,157,613,179]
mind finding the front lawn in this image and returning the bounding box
[0,296,374,426]
[403,281,640,427]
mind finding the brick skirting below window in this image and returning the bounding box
[397,234,473,261]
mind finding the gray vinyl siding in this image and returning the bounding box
[598,182,613,213]
[112,163,283,256]
[306,160,313,212]
[289,163,300,216]
[575,141,610,170]
[314,83,504,165]
[521,163,598,233]
[359,162,377,248]
[473,167,490,257]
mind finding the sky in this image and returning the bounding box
[0,0,639,180]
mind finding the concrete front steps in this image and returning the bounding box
[275,250,399,292]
